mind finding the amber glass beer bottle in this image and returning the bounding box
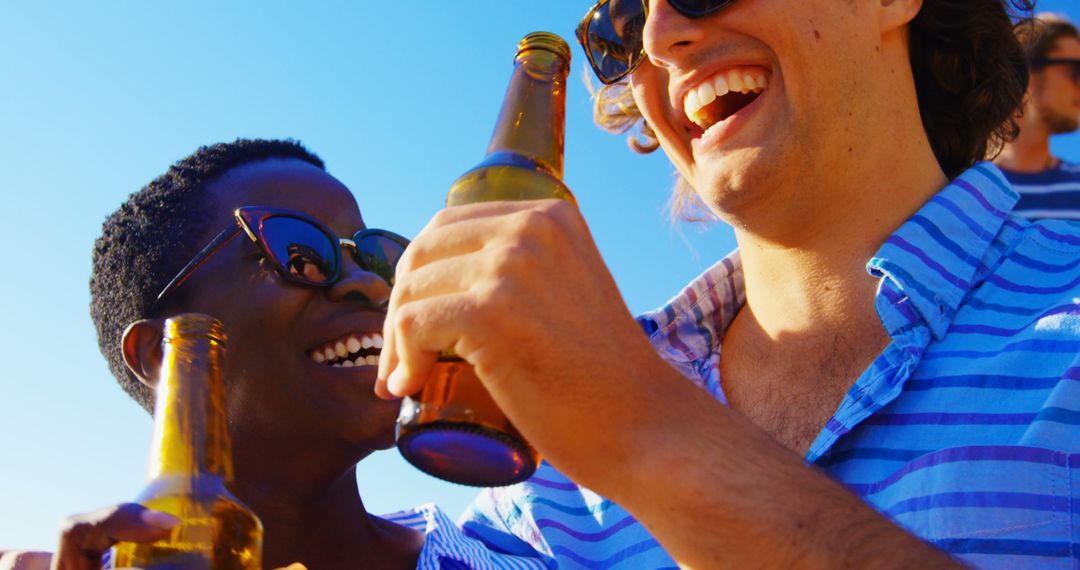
[395,32,574,487]
[106,314,262,569]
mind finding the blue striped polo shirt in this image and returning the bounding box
[381,504,546,569]
[1002,159,1080,220]
[459,163,1080,569]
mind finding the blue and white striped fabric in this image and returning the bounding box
[381,504,546,569]
[459,163,1080,569]
[1002,159,1080,220]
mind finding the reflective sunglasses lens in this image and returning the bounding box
[353,232,408,286]
[586,0,647,82]
[261,216,338,284]
[669,0,732,17]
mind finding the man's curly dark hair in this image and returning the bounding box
[909,0,1034,178]
[90,139,325,412]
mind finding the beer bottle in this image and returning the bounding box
[395,32,573,487]
[106,314,263,569]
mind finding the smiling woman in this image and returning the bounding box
[0,139,547,570]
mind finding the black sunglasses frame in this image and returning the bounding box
[576,0,736,85]
[1030,57,1080,84]
[154,206,409,310]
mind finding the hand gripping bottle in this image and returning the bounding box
[106,314,262,569]
[395,32,574,487]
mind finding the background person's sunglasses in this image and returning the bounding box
[1030,57,1080,84]
[576,0,735,85]
[155,206,409,309]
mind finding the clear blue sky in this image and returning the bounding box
[2,1,1078,551]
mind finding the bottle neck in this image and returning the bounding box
[147,334,233,481]
[485,48,569,178]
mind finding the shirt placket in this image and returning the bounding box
[805,277,934,464]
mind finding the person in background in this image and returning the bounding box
[0,139,545,570]
[995,14,1080,219]
[379,0,1080,568]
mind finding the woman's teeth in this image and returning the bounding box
[684,68,769,129]
[308,333,383,367]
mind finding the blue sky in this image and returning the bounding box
[2,1,1078,551]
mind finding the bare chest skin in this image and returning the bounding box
[719,313,891,456]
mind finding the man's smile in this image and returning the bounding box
[683,66,769,131]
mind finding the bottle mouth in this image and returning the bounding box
[516,31,571,64]
[164,313,227,345]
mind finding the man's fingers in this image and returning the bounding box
[53,504,178,570]
[406,200,579,264]
[396,218,490,275]
[423,199,553,228]
[385,294,481,397]
[376,309,400,398]
[0,551,52,570]
[385,297,448,398]
[381,253,489,398]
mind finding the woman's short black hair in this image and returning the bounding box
[89,138,325,412]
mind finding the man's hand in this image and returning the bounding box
[376,199,665,483]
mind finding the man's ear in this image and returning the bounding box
[122,319,166,389]
[879,0,922,35]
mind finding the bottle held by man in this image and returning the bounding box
[395,31,574,487]
[106,314,263,569]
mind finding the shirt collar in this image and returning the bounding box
[638,251,744,365]
[640,163,1019,361]
[866,162,1017,340]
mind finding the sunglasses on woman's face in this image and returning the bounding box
[1031,58,1080,85]
[154,206,409,309]
[576,0,736,85]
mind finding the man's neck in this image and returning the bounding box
[730,141,948,348]
[995,115,1055,174]
[718,147,944,454]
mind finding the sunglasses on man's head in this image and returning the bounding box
[1030,58,1080,84]
[576,0,736,85]
[154,206,409,309]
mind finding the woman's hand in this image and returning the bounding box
[49,503,178,570]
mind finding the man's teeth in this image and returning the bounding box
[308,333,384,368]
[684,68,769,127]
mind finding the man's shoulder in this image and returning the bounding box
[999,160,1080,220]
[998,159,1080,183]
[945,213,1080,366]
[997,214,1080,262]
[1059,159,1080,174]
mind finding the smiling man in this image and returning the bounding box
[380,0,1080,568]
[995,14,1080,220]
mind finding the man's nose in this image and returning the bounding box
[643,0,708,70]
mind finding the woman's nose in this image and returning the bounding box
[326,261,391,308]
